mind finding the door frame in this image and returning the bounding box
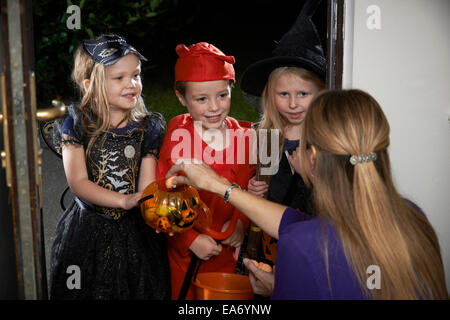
[327,0,345,90]
[0,0,345,300]
[0,0,47,300]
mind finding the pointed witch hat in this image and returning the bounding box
[240,0,326,96]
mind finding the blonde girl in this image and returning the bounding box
[240,0,327,267]
[50,35,170,300]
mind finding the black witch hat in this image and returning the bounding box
[240,0,326,96]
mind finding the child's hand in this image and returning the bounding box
[287,146,302,175]
[121,191,143,210]
[221,219,244,248]
[247,176,269,198]
[189,234,222,260]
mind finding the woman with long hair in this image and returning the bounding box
[165,89,449,299]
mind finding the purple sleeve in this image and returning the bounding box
[404,198,427,218]
[279,207,313,232]
[272,214,321,299]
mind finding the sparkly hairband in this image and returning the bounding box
[349,152,377,165]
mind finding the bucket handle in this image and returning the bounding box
[195,209,239,240]
[178,255,203,300]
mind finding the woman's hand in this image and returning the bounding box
[243,258,275,297]
[166,159,286,240]
[166,159,230,196]
[189,234,223,260]
[221,219,244,248]
[121,192,143,210]
[247,176,269,198]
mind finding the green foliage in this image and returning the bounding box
[144,73,261,124]
[33,0,261,123]
[33,0,178,105]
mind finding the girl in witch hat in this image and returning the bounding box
[49,34,170,299]
[239,0,326,291]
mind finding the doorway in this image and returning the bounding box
[1,0,344,299]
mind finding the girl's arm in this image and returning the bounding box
[137,154,157,192]
[62,136,141,209]
[166,161,287,240]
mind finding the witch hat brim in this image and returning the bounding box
[240,55,326,97]
[241,0,326,96]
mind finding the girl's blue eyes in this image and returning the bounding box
[279,92,308,97]
[114,74,140,80]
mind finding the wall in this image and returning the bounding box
[344,0,450,290]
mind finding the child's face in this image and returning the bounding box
[104,53,142,113]
[273,73,320,126]
[176,80,231,131]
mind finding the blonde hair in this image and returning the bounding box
[300,89,449,299]
[258,67,325,158]
[72,45,148,154]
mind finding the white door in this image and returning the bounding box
[343,0,450,289]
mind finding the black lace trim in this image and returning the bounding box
[60,138,82,146]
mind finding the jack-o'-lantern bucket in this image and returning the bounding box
[140,177,240,239]
[193,272,254,300]
[139,177,211,233]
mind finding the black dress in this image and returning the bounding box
[49,105,171,300]
[267,139,311,211]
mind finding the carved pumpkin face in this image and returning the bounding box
[156,216,171,232]
[140,178,210,233]
[181,199,198,223]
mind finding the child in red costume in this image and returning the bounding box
[156,42,255,300]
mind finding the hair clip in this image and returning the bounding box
[349,152,377,165]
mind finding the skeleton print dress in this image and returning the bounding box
[49,105,171,300]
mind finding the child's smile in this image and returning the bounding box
[105,53,142,113]
[204,113,223,123]
[176,80,231,132]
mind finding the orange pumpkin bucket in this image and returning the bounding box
[193,272,254,300]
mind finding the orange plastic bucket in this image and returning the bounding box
[193,272,254,300]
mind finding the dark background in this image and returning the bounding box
[33,0,328,117]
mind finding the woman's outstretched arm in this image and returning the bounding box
[166,160,286,239]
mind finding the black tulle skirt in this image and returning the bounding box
[50,198,171,300]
